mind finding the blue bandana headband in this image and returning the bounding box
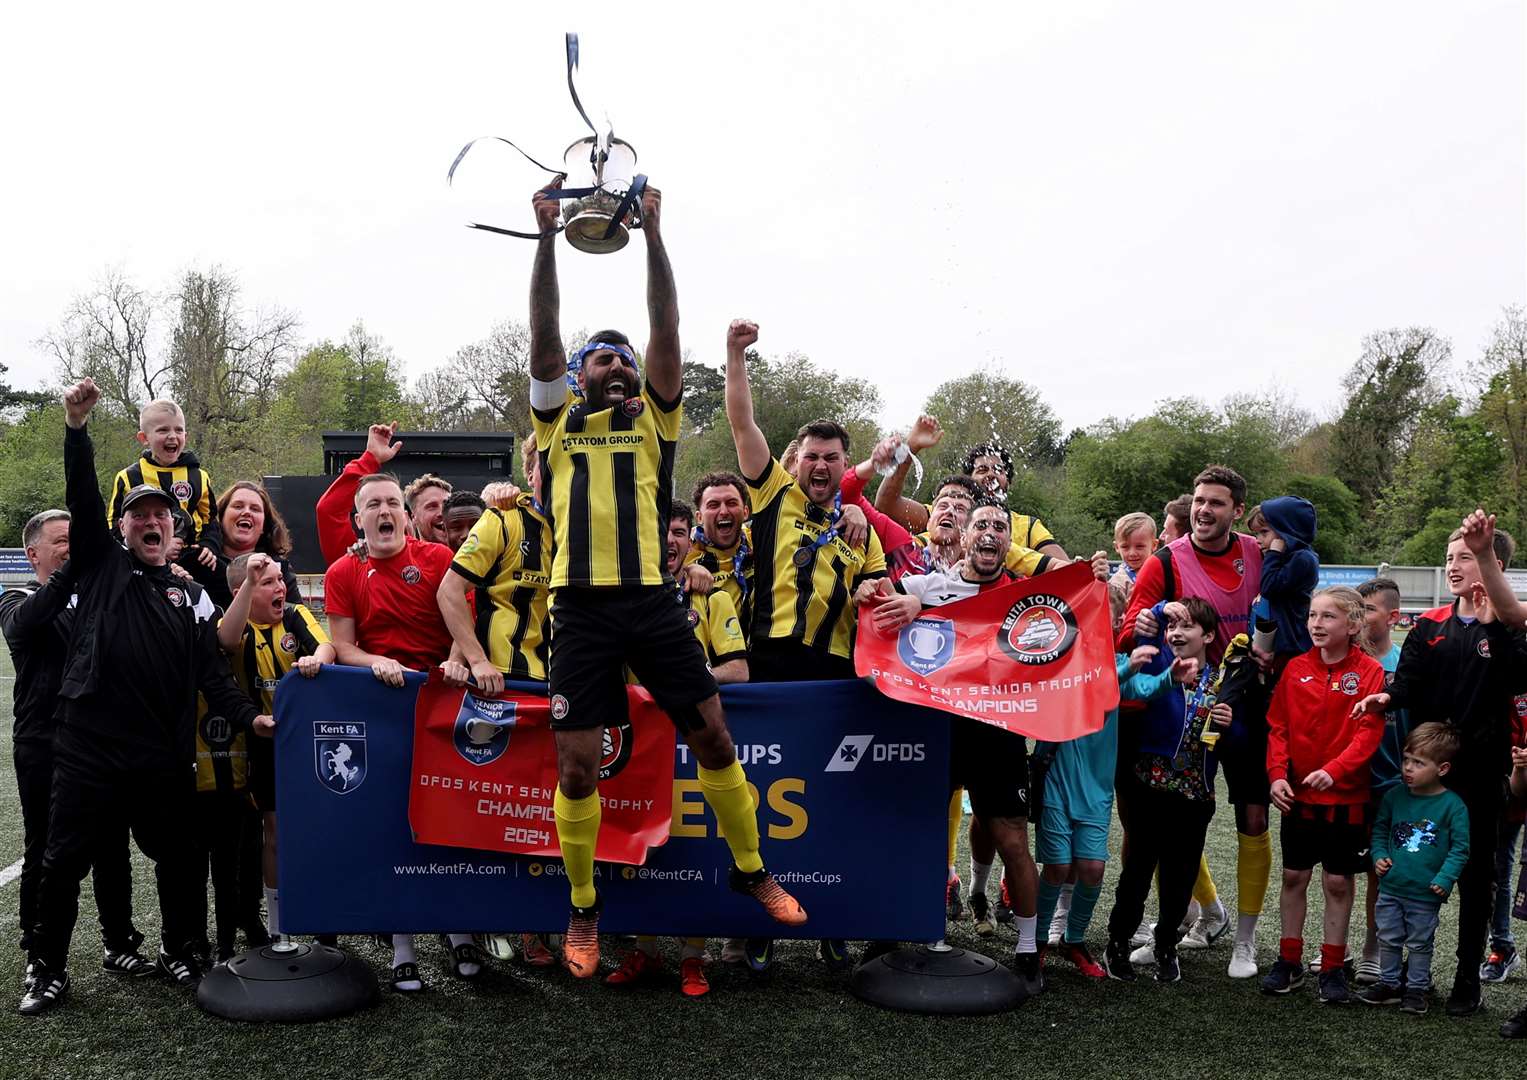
[567,340,639,398]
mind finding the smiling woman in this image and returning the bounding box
[198,482,303,609]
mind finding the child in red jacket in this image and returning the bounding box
[1262,586,1386,1004]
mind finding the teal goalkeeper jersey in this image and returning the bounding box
[1036,656,1175,823]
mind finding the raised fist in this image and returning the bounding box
[728,319,759,352]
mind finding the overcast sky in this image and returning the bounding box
[3,1,1522,437]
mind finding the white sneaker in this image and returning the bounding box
[1228,941,1258,978]
[1181,902,1230,949]
[1129,942,1157,966]
[1130,920,1154,948]
[1307,949,1352,975]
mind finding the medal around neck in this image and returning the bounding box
[446,32,647,254]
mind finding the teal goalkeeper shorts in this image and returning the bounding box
[1036,802,1110,865]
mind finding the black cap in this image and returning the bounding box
[119,484,176,513]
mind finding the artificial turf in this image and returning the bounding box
[1,650,1524,1080]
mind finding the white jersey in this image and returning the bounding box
[897,568,1008,608]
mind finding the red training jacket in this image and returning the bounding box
[1266,645,1386,806]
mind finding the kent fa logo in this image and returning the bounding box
[314,721,367,794]
[897,615,956,676]
[172,480,193,502]
[825,734,873,772]
[401,565,422,585]
[453,694,516,766]
[600,722,634,780]
[997,593,1078,666]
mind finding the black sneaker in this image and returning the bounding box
[1501,1002,1527,1037]
[969,892,994,935]
[1446,977,1482,1017]
[1261,958,1305,995]
[994,878,1014,924]
[743,937,775,975]
[156,948,203,988]
[816,938,853,973]
[1103,940,1136,983]
[102,945,155,978]
[1481,944,1520,983]
[1318,966,1350,1004]
[1013,949,1045,995]
[18,968,68,1016]
[243,922,271,949]
[1358,983,1403,1006]
[1402,988,1430,1015]
[1155,948,1181,983]
[946,875,964,921]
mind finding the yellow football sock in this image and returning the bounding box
[699,760,763,874]
[1236,831,1272,916]
[553,787,601,909]
[947,789,964,871]
[1192,854,1218,908]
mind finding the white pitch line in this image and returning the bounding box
[0,859,21,888]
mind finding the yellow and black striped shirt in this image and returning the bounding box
[195,604,327,794]
[532,385,682,588]
[747,459,887,660]
[450,496,553,680]
[109,452,217,541]
[682,529,755,636]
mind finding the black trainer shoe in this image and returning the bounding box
[1358,983,1403,1006]
[1402,988,1430,1015]
[969,892,994,935]
[1155,948,1181,983]
[1501,1002,1527,1037]
[743,937,775,975]
[1481,944,1520,983]
[1318,966,1350,1004]
[816,939,853,973]
[243,922,271,949]
[1103,940,1136,983]
[1446,977,1482,1017]
[1013,949,1045,995]
[156,948,203,988]
[994,878,1014,924]
[102,945,156,978]
[1261,958,1305,994]
[18,968,68,1016]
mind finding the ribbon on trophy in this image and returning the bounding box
[447,33,648,252]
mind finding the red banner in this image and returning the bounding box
[855,561,1119,741]
[408,675,675,865]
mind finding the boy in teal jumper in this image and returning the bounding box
[1034,583,1192,978]
[1361,722,1471,1015]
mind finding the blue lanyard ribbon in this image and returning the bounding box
[794,489,843,566]
[690,526,750,606]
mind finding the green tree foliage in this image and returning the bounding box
[672,349,881,511]
[1394,507,1466,567]
[0,404,141,545]
[1329,328,1446,519]
[917,373,1063,477]
[1472,306,1527,541]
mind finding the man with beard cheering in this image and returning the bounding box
[525,182,805,979]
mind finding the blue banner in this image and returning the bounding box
[1318,566,1378,588]
[276,668,950,940]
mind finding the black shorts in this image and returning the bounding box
[1280,804,1372,876]
[949,718,1030,821]
[548,586,717,733]
[1218,725,1270,807]
[249,737,275,812]
[748,638,855,683]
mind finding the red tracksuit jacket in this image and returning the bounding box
[1266,646,1386,806]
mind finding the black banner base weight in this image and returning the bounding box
[197,942,379,1022]
[848,944,1026,1015]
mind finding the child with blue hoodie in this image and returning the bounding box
[1247,496,1320,668]
[1104,596,1224,984]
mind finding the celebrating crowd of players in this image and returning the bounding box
[10,184,1527,1040]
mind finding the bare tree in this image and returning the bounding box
[37,267,165,417]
